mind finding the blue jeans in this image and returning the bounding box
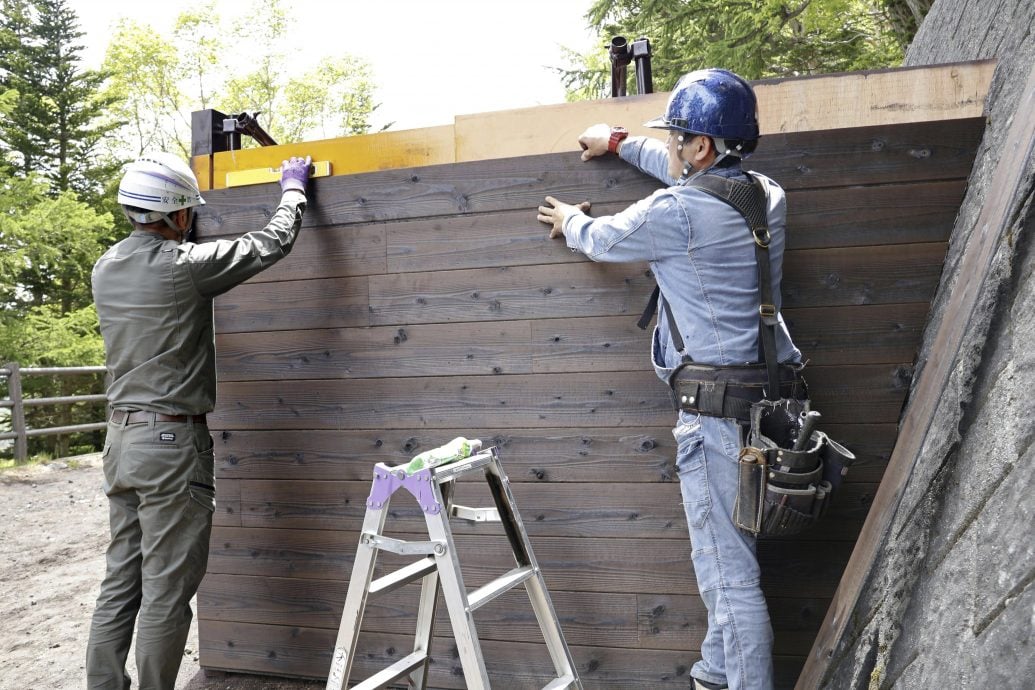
[675,412,774,690]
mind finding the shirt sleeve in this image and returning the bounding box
[562,190,678,263]
[183,190,307,298]
[617,136,680,186]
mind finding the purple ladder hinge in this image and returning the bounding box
[366,464,441,514]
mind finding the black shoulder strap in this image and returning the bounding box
[637,173,781,398]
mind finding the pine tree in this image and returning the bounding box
[0,0,122,201]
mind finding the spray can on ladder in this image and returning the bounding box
[401,437,483,475]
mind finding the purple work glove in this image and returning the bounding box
[279,155,311,192]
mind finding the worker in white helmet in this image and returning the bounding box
[86,152,312,689]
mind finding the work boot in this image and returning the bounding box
[693,678,729,690]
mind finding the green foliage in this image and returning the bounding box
[0,304,104,366]
[101,0,382,155]
[562,0,925,98]
[0,0,121,201]
[0,165,110,458]
[101,19,191,158]
[0,172,113,314]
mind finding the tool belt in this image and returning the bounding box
[669,361,808,422]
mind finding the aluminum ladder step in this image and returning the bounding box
[542,675,578,690]
[369,557,437,595]
[467,565,536,612]
[348,650,428,690]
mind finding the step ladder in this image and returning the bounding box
[326,445,583,690]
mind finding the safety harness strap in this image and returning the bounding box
[638,172,782,399]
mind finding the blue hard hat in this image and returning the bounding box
[645,68,759,143]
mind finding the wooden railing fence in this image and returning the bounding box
[0,362,107,462]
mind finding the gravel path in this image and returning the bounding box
[0,455,323,690]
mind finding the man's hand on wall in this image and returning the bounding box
[537,196,591,239]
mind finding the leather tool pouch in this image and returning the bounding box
[733,446,767,533]
[733,398,856,537]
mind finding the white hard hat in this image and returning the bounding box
[117,152,206,220]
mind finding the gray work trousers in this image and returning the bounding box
[86,413,215,690]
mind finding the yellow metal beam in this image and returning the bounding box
[225,160,333,188]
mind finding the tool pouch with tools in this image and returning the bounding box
[732,398,855,537]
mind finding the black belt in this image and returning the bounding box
[670,363,808,421]
[110,409,207,425]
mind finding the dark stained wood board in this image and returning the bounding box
[194,111,983,686]
[198,621,809,688]
[209,424,892,483]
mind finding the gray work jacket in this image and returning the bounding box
[92,190,307,415]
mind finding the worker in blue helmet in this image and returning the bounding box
[538,69,803,690]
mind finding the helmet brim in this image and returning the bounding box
[643,115,672,130]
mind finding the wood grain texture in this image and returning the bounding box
[192,74,984,685]
[206,526,853,596]
[198,621,809,688]
[207,365,911,431]
[196,573,828,655]
[229,478,873,539]
[209,424,891,484]
[195,119,983,238]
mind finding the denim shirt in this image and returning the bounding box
[562,136,802,383]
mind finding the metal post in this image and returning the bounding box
[5,362,27,462]
[631,37,654,94]
[610,35,653,98]
[609,36,631,97]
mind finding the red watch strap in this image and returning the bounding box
[608,127,629,154]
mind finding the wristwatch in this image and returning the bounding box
[607,126,629,154]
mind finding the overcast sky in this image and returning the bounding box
[67,0,600,132]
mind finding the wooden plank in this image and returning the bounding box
[198,622,809,688]
[214,320,534,381]
[456,62,993,162]
[385,203,615,274]
[211,427,681,483]
[209,371,673,430]
[195,119,981,238]
[781,242,947,309]
[783,179,964,250]
[208,365,910,431]
[204,125,457,191]
[195,153,662,237]
[198,574,638,647]
[532,303,931,372]
[234,479,873,540]
[197,573,829,656]
[201,222,387,282]
[213,477,241,528]
[206,527,854,596]
[782,303,931,366]
[383,181,963,275]
[209,424,892,484]
[214,276,369,334]
[368,262,654,325]
[638,593,830,655]
[360,245,945,327]
[799,60,1035,689]
[732,118,982,191]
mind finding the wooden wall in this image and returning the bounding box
[192,113,984,687]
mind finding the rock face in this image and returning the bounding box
[824,2,1035,688]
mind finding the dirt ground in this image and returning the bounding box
[0,454,324,690]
